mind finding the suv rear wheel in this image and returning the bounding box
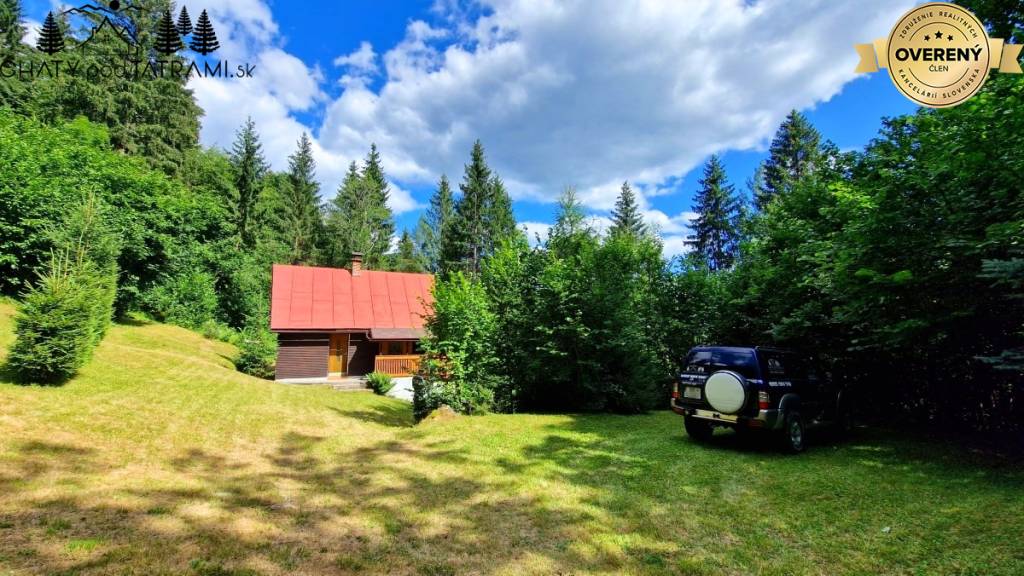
[781,411,806,453]
[684,416,714,442]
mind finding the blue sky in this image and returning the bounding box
[22,0,920,254]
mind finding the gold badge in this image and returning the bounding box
[855,2,1022,108]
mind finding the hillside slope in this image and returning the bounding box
[0,304,1022,576]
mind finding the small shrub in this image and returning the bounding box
[142,269,219,330]
[234,324,276,380]
[199,320,240,345]
[412,351,498,421]
[366,372,395,395]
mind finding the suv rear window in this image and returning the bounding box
[684,348,760,379]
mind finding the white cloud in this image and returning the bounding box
[254,49,324,111]
[388,181,424,214]
[643,210,698,235]
[587,215,614,237]
[318,0,912,211]
[662,235,693,258]
[185,0,913,260]
[21,19,40,47]
[188,3,352,198]
[203,0,278,55]
[334,41,379,76]
[387,234,401,254]
[519,221,551,246]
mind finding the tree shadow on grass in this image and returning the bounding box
[4,414,1020,575]
[328,402,414,428]
[0,360,72,387]
[496,413,1024,573]
[0,427,616,575]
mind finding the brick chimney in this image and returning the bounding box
[350,252,363,276]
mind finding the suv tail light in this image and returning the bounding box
[758,390,770,410]
[672,382,680,399]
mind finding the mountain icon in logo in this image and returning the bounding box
[78,15,136,50]
[63,1,144,47]
[35,2,221,57]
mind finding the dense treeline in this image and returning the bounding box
[0,0,1020,435]
[0,0,422,380]
[416,76,1024,434]
[0,104,428,380]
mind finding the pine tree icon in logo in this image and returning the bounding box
[37,11,65,55]
[154,8,182,55]
[177,6,193,37]
[190,10,219,56]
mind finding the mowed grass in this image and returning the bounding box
[0,302,1022,575]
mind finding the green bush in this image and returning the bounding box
[366,372,395,395]
[142,269,219,330]
[234,324,276,380]
[412,352,469,421]
[0,113,233,314]
[414,274,501,421]
[8,256,116,383]
[199,320,241,345]
[8,196,120,384]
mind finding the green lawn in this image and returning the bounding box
[0,302,1022,575]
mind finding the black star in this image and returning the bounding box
[935,30,944,39]
[924,35,931,41]
[948,35,954,41]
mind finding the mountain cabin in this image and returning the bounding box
[269,254,433,381]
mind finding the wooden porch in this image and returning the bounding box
[373,354,421,377]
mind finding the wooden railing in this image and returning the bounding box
[374,354,422,376]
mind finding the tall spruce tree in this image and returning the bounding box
[280,133,323,264]
[1,0,24,50]
[444,140,520,274]
[609,181,646,237]
[189,9,219,55]
[154,8,182,55]
[487,175,517,248]
[325,162,365,267]
[688,155,742,271]
[392,229,424,273]
[757,110,822,209]
[360,144,395,268]
[0,0,29,110]
[36,11,63,55]
[229,117,269,248]
[176,6,193,37]
[27,1,201,174]
[548,186,589,252]
[325,148,394,269]
[445,141,491,274]
[415,174,455,273]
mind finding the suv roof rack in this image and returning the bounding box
[754,345,795,353]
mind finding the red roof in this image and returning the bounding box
[270,264,434,334]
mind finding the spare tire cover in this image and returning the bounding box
[705,371,747,414]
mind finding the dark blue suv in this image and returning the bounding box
[670,346,853,452]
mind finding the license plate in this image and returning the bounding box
[683,386,701,400]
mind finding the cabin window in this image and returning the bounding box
[380,341,410,355]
